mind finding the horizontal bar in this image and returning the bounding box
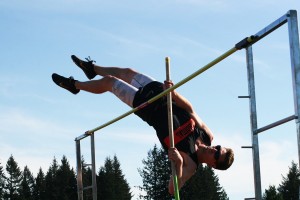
[75,45,243,141]
[241,146,253,149]
[247,11,289,47]
[254,115,297,134]
[83,185,93,190]
[238,96,250,98]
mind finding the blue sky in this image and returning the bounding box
[1,0,300,199]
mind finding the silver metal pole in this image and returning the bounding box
[254,115,297,134]
[76,140,84,200]
[288,10,300,164]
[287,10,300,199]
[91,134,97,200]
[246,45,262,200]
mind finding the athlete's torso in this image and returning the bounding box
[133,81,211,164]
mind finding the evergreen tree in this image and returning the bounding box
[34,168,46,200]
[138,144,172,200]
[277,161,300,200]
[4,155,23,200]
[44,157,59,200]
[263,185,283,200]
[19,166,35,200]
[97,155,132,200]
[0,161,5,199]
[139,145,228,200]
[55,155,77,200]
[180,165,228,200]
[112,155,132,199]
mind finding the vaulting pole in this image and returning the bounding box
[165,57,180,200]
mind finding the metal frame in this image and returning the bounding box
[74,10,300,200]
[242,10,300,200]
[76,134,97,200]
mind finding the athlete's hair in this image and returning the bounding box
[215,147,234,170]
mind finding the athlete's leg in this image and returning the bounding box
[75,76,115,94]
[75,75,138,107]
[94,65,157,88]
[93,66,138,84]
[71,55,156,87]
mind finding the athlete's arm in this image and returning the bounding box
[168,148,198,195]
[168,87,214,142]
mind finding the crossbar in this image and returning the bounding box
[75,43,254,141]
[254,115,297,134]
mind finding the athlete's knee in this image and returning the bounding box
[123,68,137,76]
[102,75,119,89]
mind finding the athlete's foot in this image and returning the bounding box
[52,73,80,94]
[71,55,97,80]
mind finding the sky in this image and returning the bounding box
[1,0,300,199]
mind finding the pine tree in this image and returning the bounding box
[139,145,229,200]
[34,168,46,200]
[0,161,5,199]
[180,165,228,200]
[4,155,23,200]
[55,155,77,200]
[19,166,35,200]
[97,155,132,200]
[45,157,59,200]
[277,161,300,200]
[138,144,172,200]
[263,185,283,200]
[112,155,132,199]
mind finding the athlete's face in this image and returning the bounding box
[205,145,227,168]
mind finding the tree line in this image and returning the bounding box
[1,144,299,199]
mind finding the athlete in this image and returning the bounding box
[52,55,234,194]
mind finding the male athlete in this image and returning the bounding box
[52,55,234,194]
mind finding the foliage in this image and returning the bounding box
[0,161,5,199]
[263,161,300,200]
[97,155,132,200]
[4,155,23,200]
[138,144,172,200]
[263,185,283,200]
[34,168,46,200]
[180,165,228,200]
[138,144,229,200]
[19,166,35,200]
[1,156,77,200]
[0,154,132,200]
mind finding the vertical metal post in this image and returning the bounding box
[288,10,300,168]
[246,46,262,200]
[287,10,300,199]
[91,134,97,200]
[76,140,84,200]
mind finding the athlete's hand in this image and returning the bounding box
[168,147,183,165]
[164,80,174,90]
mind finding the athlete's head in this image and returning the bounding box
[213,145,234,170]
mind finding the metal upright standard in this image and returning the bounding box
[240,10,300,200]
[74,10,300,200]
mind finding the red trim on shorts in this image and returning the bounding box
[164,118,196,148]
